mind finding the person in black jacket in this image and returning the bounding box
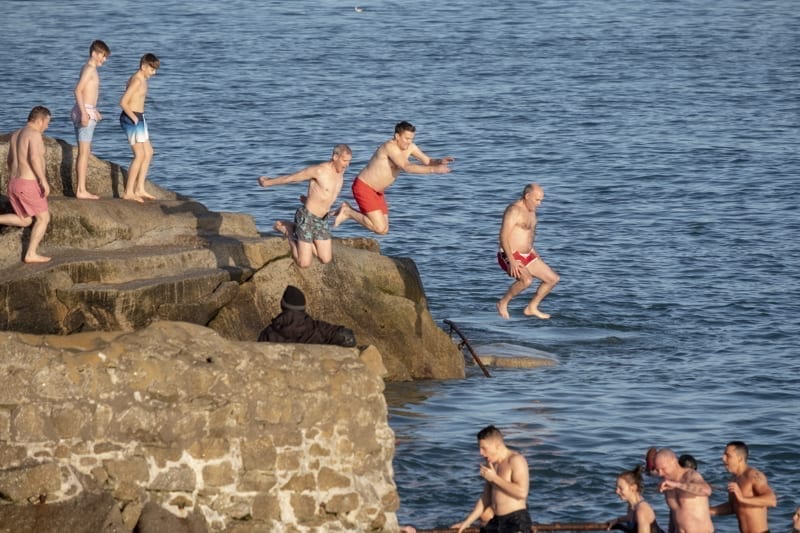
[258,285,356,347]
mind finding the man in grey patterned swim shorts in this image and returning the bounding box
[257,144,352,268]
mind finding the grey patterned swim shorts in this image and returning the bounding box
[293,205,331,243]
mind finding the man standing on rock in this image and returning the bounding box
[0,106,52,263]
[332,121,454,235]
[496,183,560,320]
[257,144,352,268]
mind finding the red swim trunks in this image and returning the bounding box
[497,249,538,276]
[8,177,48,217]
[352,177,388,215]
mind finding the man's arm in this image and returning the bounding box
[119,76,142,122]
[709,496,733,516]
[730,470,777,508]
[499,205,524,279]
[661,471,712,497]
[29,134,50,196]
[450,483,491,533]
[387,143,451,175]
[258,163,320,188]
[74,65,94,125]
[482,454,529,501]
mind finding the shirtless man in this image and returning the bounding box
[0,106,52,263]
[496,183,560,320]
[709,441,776,533]
[655,448,714,533]
[333,121,453,234]
[71,39,110,199]
[119,53,160,203]
[258,144,352,268]
[451,425,532,533]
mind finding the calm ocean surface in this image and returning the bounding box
[2,0,799,530]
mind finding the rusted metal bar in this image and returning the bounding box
[443,319,491,377]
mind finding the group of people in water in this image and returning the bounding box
[431,427,789,533]
[1,40,160,263]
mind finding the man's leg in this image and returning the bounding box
[134,141,155,200]
[523,259,560,319]
[497,269,533,319]
[333,202,388,234]
[123,143,145,202]
[75,140,99,199]
[314,239,333,264]
[24,211,51,263]
[0,213,33,228]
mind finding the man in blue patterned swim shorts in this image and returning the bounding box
[257,144,352,268]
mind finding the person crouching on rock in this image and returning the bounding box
[258,285,356,347]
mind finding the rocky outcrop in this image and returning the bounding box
[0,322,399,531]
[0,134,465,382]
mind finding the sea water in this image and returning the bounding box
[1,0,798,530]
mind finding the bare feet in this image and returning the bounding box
[122,194,145,204]
[496,300,510,320]
[24,254,52,264]
[273,220,296,241]
[76,191,100,200]
[333,202,352,228]
[523,305,551,319]
[137,191,157,201]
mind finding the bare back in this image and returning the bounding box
[304,161,345,217]
[8,126,45,182]
[499,200,536,255]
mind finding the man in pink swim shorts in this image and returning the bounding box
[0,106,53,263]
[496,183,560,319]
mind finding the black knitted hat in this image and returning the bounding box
[281,285,306,311]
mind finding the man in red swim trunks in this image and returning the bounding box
[0,106,52,263]
[332,121,453,235]
[496,183,560,319]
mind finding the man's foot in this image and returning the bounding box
[137,191,157,201]
[496,300,510,320]
[24,254,52,264]
[122,194,145,204]
[273,220,297,241]
[76,191,100,200]
[523,305,551,319]
[333,202,351,228]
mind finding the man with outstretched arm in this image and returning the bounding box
[257,144,352,268]
[333,121,453,235]
[451,425,532,533]
[709,441,776,533]
[655,448,715,533]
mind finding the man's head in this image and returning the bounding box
[655,448,680,480]
[27,106,51,131]
[722,441,748,474]
[678,454,698,471]
[90,40,110,60]
[393,121,416,150]
[522,183,544,210]
[140,53,160,76]
[477,425,505,462]
[331,144,353,173]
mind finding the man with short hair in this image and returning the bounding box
[710,441,776,533]
[451,425,532,533]
[333,121,453,235]
[0,106,52,263]
[496,183,560,320]
[258,144,352,268]
[655,448,714,533]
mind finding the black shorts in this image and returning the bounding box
[481,508,532,533]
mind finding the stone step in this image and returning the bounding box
[56,267,239,332]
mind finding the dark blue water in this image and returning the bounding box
[2,1,799,530]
